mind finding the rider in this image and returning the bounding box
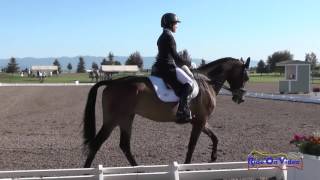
[152,13,194,123]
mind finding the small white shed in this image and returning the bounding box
[276,60,310,94]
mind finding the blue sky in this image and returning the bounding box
[0,0,319,62]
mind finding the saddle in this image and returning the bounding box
[149,65,199,102]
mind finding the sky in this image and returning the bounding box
[0,0,319,62]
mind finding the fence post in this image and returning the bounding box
[98,165,104,180]
[281,164,288,180]
[170,161,179,180]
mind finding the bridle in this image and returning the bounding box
[193,58,249,96]
[208,79,231,92]
[206,68,248,96]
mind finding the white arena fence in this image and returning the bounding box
[1,83,319,104]
[0,161,286,180]
[0,83,94,86]
[220,90,320,104]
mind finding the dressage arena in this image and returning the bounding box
[0,83,319,171]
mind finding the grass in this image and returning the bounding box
[1,72,319,84]
[249,73,320,84]
[0,72,149,83]
[248,73,283,83]
[311,78,320,85]
[0,73,91,83]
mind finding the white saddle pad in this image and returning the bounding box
[148,76,199,102]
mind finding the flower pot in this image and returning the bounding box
[288,154,320,180]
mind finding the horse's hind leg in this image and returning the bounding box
[202,123,218,162]
[119,114,138,166]
[84,122,116,168]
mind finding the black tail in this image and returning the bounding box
[82,76,136,149]
[83,80,113,147]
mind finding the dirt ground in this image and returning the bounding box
[245,82,279,93]
[0,83,319,170]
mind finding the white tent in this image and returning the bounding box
[101,65,139,72]
[31,65,58,71]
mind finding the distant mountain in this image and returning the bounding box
[0,56,151,72]
[0,56,257,72]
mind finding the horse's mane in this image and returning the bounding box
[192,58,240,112]
[197,57,238,71]
[193,73,213,94]
[193,73,215,111]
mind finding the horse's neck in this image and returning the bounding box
[197,64,227,95]
[212,77,226,95]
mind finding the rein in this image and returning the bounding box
[192,71,232,93]
[209,79,232,92]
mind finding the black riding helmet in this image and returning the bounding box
[161,13,181,29]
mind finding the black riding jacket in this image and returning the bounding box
[153,29,185,96]
[155,29,185,67]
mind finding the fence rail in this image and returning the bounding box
[0,161,286,180]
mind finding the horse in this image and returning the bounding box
[83,57,250,167]
[89,70,99,83]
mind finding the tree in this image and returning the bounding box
[53,59,62,73]
[305,52,318,70]
[77,56,86,73]
[101,58,108,65]
[108,52,114,62]
[67,63,72,73]
[126,51,143,69]
[106,52,115,65]
[6,57,19,73]
[256,60,267,74]
[101,52,116,65]
[114,61,121,65]
[92,62,99,70]
[178,49,192,67]
[105,60,114,65]
[267,50,293,72]
[200,59,206,67]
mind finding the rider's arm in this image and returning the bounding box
[168,36,185,66]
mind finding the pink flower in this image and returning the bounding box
[293,134,304,141]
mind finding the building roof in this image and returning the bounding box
[31,65,58,71]
[276,60,310,66]
[101,65,139,72]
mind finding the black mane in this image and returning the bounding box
[197,57,238,71]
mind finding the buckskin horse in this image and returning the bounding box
[83,57,250,167]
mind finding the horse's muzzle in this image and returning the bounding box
[231,88,246,104]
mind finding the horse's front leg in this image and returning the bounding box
[202,122,218,162]
[184,123,203,164]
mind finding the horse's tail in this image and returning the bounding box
[83,80,113,148]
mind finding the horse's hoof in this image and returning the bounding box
[211,154,217,162]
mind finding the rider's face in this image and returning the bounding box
[172,23,178,33]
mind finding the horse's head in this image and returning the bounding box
[197,57,250,104]
[226,57,250,104]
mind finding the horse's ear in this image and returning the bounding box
[240,57,244,64]
[245,57,250,69]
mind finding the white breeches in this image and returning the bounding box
[175,67,193,86]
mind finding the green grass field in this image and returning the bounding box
[248,73,283,83]
[249,73,320,84]
[0,72,143,83]
[0,73,91,83]
[1,72,320,84]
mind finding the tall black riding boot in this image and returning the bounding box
[176,83,193,124]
